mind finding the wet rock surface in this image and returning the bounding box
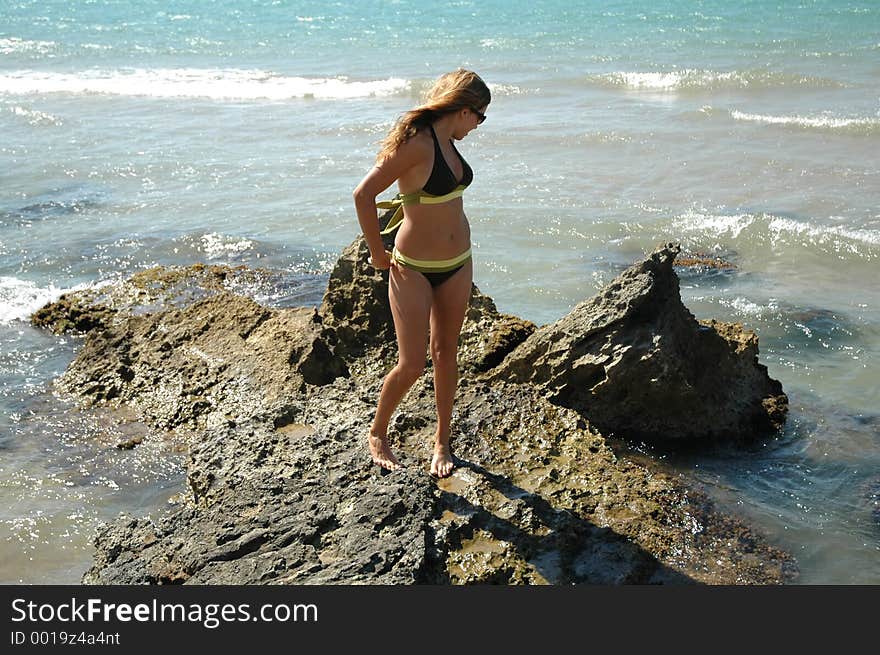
[36,240,797,584]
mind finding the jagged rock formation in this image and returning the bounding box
[488,243,787,443]
[34,240,796,585]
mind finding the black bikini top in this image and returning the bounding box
[422,124,473,195]
[376,124,473,236]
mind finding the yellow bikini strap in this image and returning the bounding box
[376,185,467,235]
[407,185,466,205]
[376,199,404,236]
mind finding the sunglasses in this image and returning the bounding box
[471,107,487,124]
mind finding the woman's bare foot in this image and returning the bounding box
[430,444,454,478]
[368,432,400,471]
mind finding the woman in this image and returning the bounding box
[352,69,490,478]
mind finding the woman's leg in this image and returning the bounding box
[428,259,473,477]
[368,264,433,470]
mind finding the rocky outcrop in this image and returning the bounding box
[32,263,280,335]
[82,378,793,585]
[49,291,347,430]
[35,239,796,585]
[488,243,788,444]
[84,409,438,584]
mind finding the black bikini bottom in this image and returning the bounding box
[390,246,471,289]
[418,265,465,288]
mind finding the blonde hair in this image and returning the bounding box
[377,69,491,163]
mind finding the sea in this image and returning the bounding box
[1,0,878,584]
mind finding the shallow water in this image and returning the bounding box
[1,0,878,583]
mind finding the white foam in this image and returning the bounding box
[730,110,880,133]
[592,69,841,91]
[0,38,56,55]
[0,277,104,325]
[611,71,708,90]
[7,105,62,126]
[488,82,525,95]
[674,210,757,239]
[0,68,411,101]
[767,217,880,247]
[724,297,773,317]
[674,210,880,254]
[199,233,254,259]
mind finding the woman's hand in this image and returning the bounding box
[368,249,395,271]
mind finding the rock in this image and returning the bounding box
[427,381,794,584]
[459,290,537,374]
[51,290,349,431]
[115,434,143,450]
[82,377,795,585]
[84,416,437,585]
[34,238,796,585]
[31,292,115,334]
[675,251,737,271]
[487,243,788,445]
[318,238,396,356]
[31,263,285,335]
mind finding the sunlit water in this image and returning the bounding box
[1,0,878,583]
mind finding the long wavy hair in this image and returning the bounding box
[377,69,491,163]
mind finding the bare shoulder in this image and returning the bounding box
[374,128,433,182]
[394,128,433,163]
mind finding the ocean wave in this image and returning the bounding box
[718,296,780,319]
[0,277,107,325]
[198,233,255,259]
[729,110,880,135]
[673,210,880,257]
[480,38,509,49]
[0,69,411,101]
[167,232,259,263]
[766,217,880,247]
[675,211,757,239]
[487,82,526,96]
[587,69,844,91]
[6,105,63,126]
[0,38,56,55]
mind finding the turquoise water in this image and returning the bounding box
[1,0,878,583]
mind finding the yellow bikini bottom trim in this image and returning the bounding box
[391,247,472,273]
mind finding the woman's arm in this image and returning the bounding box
[352,138,426,267]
